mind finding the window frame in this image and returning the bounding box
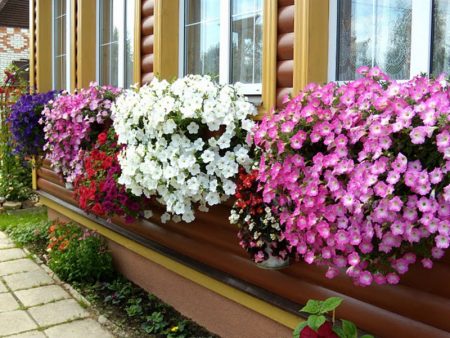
[178,0,262,96]
[328,0,434,82]
[95,0,134,88]
[51,0,71,91]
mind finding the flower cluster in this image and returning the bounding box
[8,91,58,158]
[41,83,121,182]
[230,167,291,263]
[112,75,256,223]
[254,67,450,286]
[73,128,150,222]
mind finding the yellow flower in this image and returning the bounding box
[170,326,179,332]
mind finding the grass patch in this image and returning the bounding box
[0,208,48,231]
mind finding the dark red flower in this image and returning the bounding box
[300,326,319,338]
[317,322,338,338]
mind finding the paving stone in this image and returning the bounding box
[3,201,22,210]
[15,285,70,307]
[3,270,54,291]
[7,330,47,338]
[0,292,20,312]
[0,259,40,276]
[0,310,37,336]
[0,231,6,239]
[28,299,89,327]
[44,319,114,338]
[0,238,15,249]
[0,248,27,262]
[0,280,8,293]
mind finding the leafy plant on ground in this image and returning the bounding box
[82,277,218,338]
[47,221,114,283]
[293,297,374,338]
[0,64,33,202]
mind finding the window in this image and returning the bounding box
[180,0,263,95]
[97,0,135,88]
[329,0,450,81]
[52,0,71,90]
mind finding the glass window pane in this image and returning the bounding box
[231,0,263,84]
[186,0,219,24]
[125,0,135,87]
[184,0,220,77]
[432,0,450,75]
[99,0,121,86]
[337,0,412,81]
[53,0,67,90]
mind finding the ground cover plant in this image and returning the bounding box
[1,210,218,337]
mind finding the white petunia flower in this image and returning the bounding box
[112,75,256,223]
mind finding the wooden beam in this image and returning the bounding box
[76,0,96,88]
[134,0,142,85]
[293,0,329,94]
[153,0,179,80]
[261,0,278,116]
[35,0,52,92]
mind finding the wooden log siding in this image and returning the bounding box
[36,162,450,338]
[141,0,154,83]
[276,0,294,108]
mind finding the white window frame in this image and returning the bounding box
[179,0,262,95]
[328,0,433,81]
[96,0,131,88]
[52,0,71,91]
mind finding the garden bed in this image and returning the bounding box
[0,208,219,338]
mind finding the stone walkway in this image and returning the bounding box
[0,231,115,338]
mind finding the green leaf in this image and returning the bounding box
[300,300,322,314]
[320,297,343,313]
[341,319,358,338]
[333,326,345,338]
[307,315,326,331]
[293,322,308,338]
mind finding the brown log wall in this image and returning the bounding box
[276,0,294,108]
[141,0,154,83]
[37,162,450,338]
[35,1,450,337]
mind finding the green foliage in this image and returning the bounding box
[47,222,114,283]
[126,297,144,317]
[6,220,50,246]
[294,297,374,338]
[0,63,32,202]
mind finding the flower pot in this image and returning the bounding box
[256,247,290,270]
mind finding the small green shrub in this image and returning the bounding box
[6,220,51,246]
[47,221,114,282]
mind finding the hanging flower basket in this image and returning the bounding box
[256,245,290,270]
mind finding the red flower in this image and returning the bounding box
[97,132,107,145]
[91,203,105,216]
[317,322,338,338]
[300,326,318,338]
[102,156,113,170]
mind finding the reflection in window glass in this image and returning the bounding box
[337,0,412,80]
[231,0,262,84]
[99,0,120,86]
[53,0,67,90]
[184,0,220,77]
[125,0,135,87]
[432,0,450,75]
